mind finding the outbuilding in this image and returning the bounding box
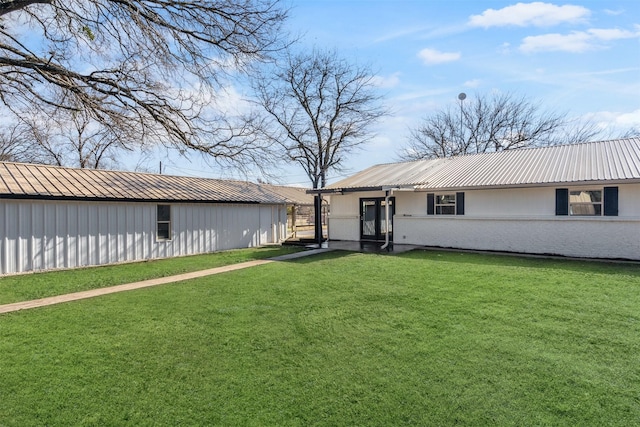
[0,162,289,275]
[317,138,640,260]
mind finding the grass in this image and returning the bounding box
[0,246,300,305]
[1,250,639,425]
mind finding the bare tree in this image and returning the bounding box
[545,117,607,147]
[620,127,640,138]
[251,48,388,189]
[0,0,288,167]
[251,48,387,242]
[16,106,133,168]
[0,122,39,162]
[400,92,604,160]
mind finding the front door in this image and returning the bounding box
[360,197,395,241]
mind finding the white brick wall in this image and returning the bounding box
[394,216,640,260]
[327,184,640,260]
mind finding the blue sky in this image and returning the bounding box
[147,1,640,186]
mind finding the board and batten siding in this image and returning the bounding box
[0,199,286,275]
[327,184,640,260]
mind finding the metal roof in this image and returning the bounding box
[324,138,640,192]
[0,162,292,204]
[261,184,314,205]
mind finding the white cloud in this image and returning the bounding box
[604,9,624,16]
[374,23,470,44]
[374,26,430,43]
[469,2,590,28]
[394,87,451,103]
[520,32,591,53]
[417,48,461,65]
[520,28,640,53]
[372,72,401,88]
[588,28,638,41]
[615,109,640,127]
[498,42,512,54]
[582,109,640,135]
[463,79,481,88]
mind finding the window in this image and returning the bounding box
[435,194,456,215]
[157,204,171,240]
[569,190,602,216]
[556,187,618,217]
[427,192,465,215]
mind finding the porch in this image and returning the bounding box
[284,239,422,254]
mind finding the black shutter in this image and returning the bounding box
[556,188,569,215]
[427,193,435,215]
[604,186,618,216]
[456,192,465,215]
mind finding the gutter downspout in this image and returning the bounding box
[380,189,393,250]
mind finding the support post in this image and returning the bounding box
[380,190,391,250]
[314,194,323,246]
[292,205,297,238]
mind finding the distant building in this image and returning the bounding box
[260,184,315,237]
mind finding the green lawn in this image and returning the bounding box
[0,246,300,305]
[1,250,639,426]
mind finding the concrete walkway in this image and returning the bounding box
[0,248,332,315]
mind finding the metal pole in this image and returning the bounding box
[458,92,466,149]
[314,194,323,247]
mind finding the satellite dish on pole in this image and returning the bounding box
[458,92,467,101]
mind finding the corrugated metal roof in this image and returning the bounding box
[326,138,640,192]
[261,184,314,205]
[0,162,292,204]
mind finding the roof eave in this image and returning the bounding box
[0,194,287,204]
[308,184,421,195]
[323,178,640,194]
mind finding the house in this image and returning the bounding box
[315,138,640,260]
[0,162,290,275]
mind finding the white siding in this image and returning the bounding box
[259,205,287,246]
[260,206,272,245]
[328,184,640,261]
[0,200,286,275]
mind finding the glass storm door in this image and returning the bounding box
[360,197,394,241]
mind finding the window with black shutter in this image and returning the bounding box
[427,192,465,215]
[556,187,619,216]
